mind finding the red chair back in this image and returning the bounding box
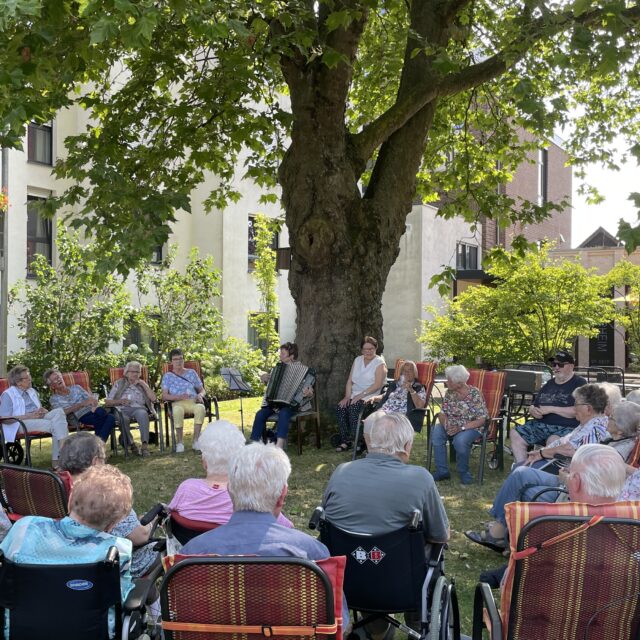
[0,463,69,522]
[500,500,640,640]
[0,378,9,394]
[109,366,150,385]
[628,437,640,468]
[467,369,506,420]
[60,371,92,393]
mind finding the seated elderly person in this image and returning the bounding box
[522,383,609,470]
[56,432,159,578]
[367,360,427,432]
[169,420,292,527]
[182,442,349,631]
[0,464,134,638]
[475,443,629,586]
[431,364,488,484]
[46,368,115,443]
[510,350,586,464]
[161,348,206,453]
[465,390,629,552]
[323,412,449,638]
[104,361,157,457]
[250,342,314,449]
[0,365,68,463]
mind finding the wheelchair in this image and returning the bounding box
[310,507,460,640]
[0,546,159,640]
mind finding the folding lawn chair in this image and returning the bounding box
[473,500,640,640]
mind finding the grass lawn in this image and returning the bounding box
[22,397,511,636]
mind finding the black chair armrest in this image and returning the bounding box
[472,582,502,640]
[123,578,155,611]
[308,506,324,531]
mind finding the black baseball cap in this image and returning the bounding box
[548,350,575,365]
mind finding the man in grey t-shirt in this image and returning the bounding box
[323,412,449,542]
[322,412,449,638]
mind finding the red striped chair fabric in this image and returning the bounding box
[160,555,346,639]
[109,366,150,385]
[494,500,640,639]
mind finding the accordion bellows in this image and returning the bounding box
[265,362,316,409]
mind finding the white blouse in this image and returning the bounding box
[350,355,386,400]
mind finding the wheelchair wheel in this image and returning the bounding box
[429,576,458,640]
[487,454,499,470]
[0,442,24,465]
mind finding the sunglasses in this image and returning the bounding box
[551,361,568,368]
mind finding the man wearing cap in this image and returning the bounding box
[510,350,586,464]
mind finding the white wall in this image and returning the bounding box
[382,204,480,368]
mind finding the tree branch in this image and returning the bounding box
[350,3,640,165]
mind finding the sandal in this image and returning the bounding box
[464,528,507,553]
[335,442,351,453]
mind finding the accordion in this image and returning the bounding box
[265,362,316,409]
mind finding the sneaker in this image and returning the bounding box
[460,473,474,485]
[175,443,185,453]
[432,471,451,481]
[141,444,151,458]
[192,439,201,452]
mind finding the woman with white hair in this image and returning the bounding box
[105,361,157,457]
[168,420,293,527]
[431,364,487,484]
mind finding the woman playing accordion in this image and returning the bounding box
[250,342,315,449]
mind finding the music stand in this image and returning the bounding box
[221,368,253,432]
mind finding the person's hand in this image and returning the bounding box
[302,385,313,398]
[120,398,131,406]
[350,393,364,404]
[403,381,412,392]
[338,396,350,408]
[31,407,47,419]
[259,373,270,384]
[524,449,543,466]
[528,405,543,419]
[444,422,459,437]
[195,393,205,404]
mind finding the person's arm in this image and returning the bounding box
[409,384,426,409]
[104,381,128,407]
[126,521,154,546]
[338,362,356,408]
[536,405,577,419]
[137,379,157,402]
[350,362,387,404]
[423,483,451,543]
[52,389,95,416]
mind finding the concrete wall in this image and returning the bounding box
[382,204,480,366]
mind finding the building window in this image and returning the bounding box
[456,243,478,270]
[27,122,53,165]
[248,215,279,270]
[248,315,280,356]
[150,244,164,265]
[123,321,158,354]
[537,148,548,206]
[26,195,52,277]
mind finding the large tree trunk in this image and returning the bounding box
[277,0,445,416]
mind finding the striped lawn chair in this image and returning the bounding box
[160,555,346,639]
[473,500,640,639]
[0,463,68,523]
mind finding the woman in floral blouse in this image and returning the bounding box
[431,364,488,484]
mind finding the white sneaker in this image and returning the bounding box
[192,439,201,452]
[175,443,185,453]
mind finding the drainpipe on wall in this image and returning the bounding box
[0,147,8,375]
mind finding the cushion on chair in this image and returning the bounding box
[500,500,640,639]
[61,371,91,393]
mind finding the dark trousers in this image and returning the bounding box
[251,405,296,441]
[336,400,364,443]
[80,408,116,442]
